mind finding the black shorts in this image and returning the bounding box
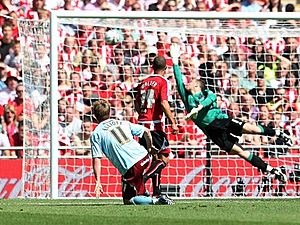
[206,118,245,153]
[139,130,170,155]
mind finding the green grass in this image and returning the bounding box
[0,199,299,225]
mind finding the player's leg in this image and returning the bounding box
[241,122,292,146]
[208,119,287,183]
[122,154,173,205]
[143,153,169,197]
[122,155,156,205]
[230,143,287,183]
[142,130,170,197]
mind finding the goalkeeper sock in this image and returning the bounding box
[130,196,157,205]
[247,152,268,172]
[143,160,166,182]
[152,173,161,197]
[257,125,276,136]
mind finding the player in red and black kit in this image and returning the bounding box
[135,56,179,197]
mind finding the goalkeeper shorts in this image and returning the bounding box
[206,118,245,153]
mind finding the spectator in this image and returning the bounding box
[223,37,238,69]
[60,0,81,10]
[0,76,18,106]
[249,71,276,105]
[119,64,135,92]
[167,111,205,157]
[273,62,289,88]
[26,0,50,20]
[106,46,125,76]
[148,0,166,10]
[0,113,11,157]
[0,62,7,90]
[224,74,241,103]
[0,23,14,62]
[4,41,22,72]
[215,60,231,93]
[5,11,19,39]
[240,0,262,12]
[2,104,17,148]
[284,71,300,110]
[240,59,258,91]
[59,105,82,138]
[59,36,81,74]
[285,108,300,146]
[267,86,287,113]
[82,82,99,116]
[109,85,126,120]
[80,49,94,81]
[249,38,265,67]
[30,102,50,145]
[264,0,283,12]
[178,0,196,11]
[7,83,23,117]
[199,49,219,91]
[164,0,178,11]
[240,92,259,120]
[64,71,84,112]
[282,37,299,66]
[194,0,207,11]
[11,121,24,158]
[123,93,138,123]
[58,70,71,96]
[73,117,93,155]
[58,98,68,123]
[132,2,143,10]
[227,102,241,118]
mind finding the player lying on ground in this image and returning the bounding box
[91,99,173,205]
[170,43,292,183]
[135,56,178,197]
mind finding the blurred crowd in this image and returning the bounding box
[0,0,299,159]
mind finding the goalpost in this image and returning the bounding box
[19,11,300,199]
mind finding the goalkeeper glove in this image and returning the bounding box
[170,43,182,65]
[185,105,203,120]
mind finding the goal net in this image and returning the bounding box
[19,12,300,198]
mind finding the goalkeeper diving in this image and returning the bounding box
[170,43,293,183]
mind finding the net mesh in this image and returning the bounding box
[19,16,300,198]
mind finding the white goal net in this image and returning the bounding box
[19,12,300,198]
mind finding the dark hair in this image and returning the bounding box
[92,99,110,121]
[285,3,295,12]
[152,56,166,72]
[268,0,282,12]
[18,121,24,128]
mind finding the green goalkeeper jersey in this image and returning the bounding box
[173,64,228,130]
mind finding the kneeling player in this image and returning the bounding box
[91,100,173,205]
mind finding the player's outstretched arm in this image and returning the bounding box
[93,157,104,197]
[170,43,188,105]
[185,104,204,120]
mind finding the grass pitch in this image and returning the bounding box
[0,199,299,225]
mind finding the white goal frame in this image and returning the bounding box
[49,11,300,199]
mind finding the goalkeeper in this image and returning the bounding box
[170,43,292,183]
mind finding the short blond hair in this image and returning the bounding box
[92,99,110,122]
